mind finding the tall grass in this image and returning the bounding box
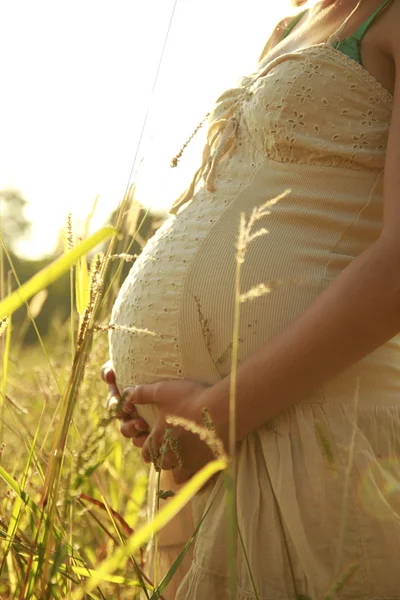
[0,186,369,600]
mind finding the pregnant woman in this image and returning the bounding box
[105,0,400,597]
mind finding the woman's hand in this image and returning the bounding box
[122,380,216,484]
[100,361,150,448]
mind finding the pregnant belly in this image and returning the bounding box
[109,161,386,426]
[108,183,235,428]
[109,201,326,427]
[109,217,187,428]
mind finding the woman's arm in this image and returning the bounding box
[201,236,400,447]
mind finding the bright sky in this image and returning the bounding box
[0,0,291,259]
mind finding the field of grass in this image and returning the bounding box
[0,190,230,599]
[0,211,154,598]
[0,190,363,600]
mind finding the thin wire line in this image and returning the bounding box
[98,0,179,314]
[122,0,179,200]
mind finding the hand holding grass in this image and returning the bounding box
[101,362,150,447]
[121,380,217,484]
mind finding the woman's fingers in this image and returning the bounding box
[102,364,121,413]
[141,429,164,465]
[140,431,179,470]
[101,365,153,445]
[120,417,149,437]
[101,362,114,384]
[131,432,149,448]
[118,416,149,448]
[106,388,121,412]
[171,466,194,485]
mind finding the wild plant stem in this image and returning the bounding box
[237,521,259,600]
[225,213,247,599]
[70,268,75,363]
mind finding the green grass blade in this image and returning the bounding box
[126,472,148,530]
[0,396,47,573]
[1,311,11,406]
[68,566,153,588]
[0,227,116,319]
[237,520,259,599]
[0,465,41,517]
[149,481,223,600]
[224,468,237,599]
[73,459,227,598]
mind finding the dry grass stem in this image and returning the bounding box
[89,252,104,304]
[193,295,212,354]
[66,213,75,251]
[323,562,359,600]
[93,323,157,337]
[76,253,104,348]
[109,253,144,262]
[166,415,228,462]
[4,394,28,415]
[171,112,210,168]
[193,294,237,376]
[121,184,142,236]
[216,343,234,366]
[237,190,291,264]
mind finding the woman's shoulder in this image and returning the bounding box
[387,0,400,61]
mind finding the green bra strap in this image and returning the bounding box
[280,9,308,42]
[351,0,393,41]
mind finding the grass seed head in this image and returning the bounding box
[0,317,8,337]
[166,415,228,461]
[66,213,75,251]
[171,112,210,168]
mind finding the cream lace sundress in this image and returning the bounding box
[109,2,400,598]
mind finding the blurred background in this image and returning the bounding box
[0,0,293,343]
[0,5,305,594]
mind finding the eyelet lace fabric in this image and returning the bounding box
[109,46,400,599]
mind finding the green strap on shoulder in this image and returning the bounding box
[351,0,393,41]
[280,9,308,42]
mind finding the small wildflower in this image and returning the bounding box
[149,437,161,472]
[156,489,175,500]
[167,434,183,469]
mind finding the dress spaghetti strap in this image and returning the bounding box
[327,0,394,47]
[350,0,393,41]
[280,9,308,42]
